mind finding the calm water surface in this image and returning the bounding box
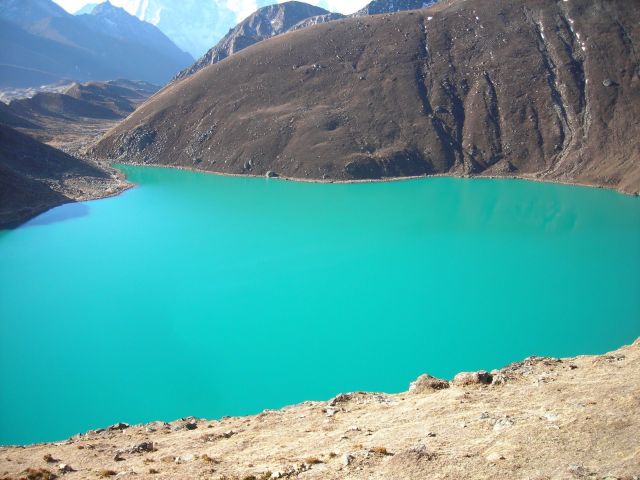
[1,166,639,444]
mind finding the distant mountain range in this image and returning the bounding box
[80,0,276,59]
[0,0,192,88]
[175,0,441,82]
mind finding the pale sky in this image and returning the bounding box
[53,0,371,18]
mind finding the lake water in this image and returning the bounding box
[1,166,639,445]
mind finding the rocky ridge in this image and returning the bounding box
[0,339,638,479]
[173,2,331,82]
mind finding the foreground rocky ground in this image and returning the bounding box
[1,339,638,480]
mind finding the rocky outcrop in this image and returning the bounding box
[94,0,640,194]
[1,339,638,479]
[289,12,346,32]
[353,0,439,17]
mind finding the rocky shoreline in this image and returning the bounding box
[6,161,637,231]
[1,338,638,479]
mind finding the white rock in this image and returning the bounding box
[486,452,505,463]
[175,453,195,463]
[493,417,514,431]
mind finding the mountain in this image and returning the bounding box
[93,0,640,194]
[0,0,192,88]
[1,79,159,154]
[353,0,439,16]
[8,79,159,122]
[174,1,331,82]
[0,0,68,26]
[289,12,346,32]
[175,1,446,83]
[76,2,192,63]
[74,3,98,15]
[0,123,124,228]
[97,0,275,59]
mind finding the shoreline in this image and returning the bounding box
[117,161,639,194]
[4,161,636,231]
[1,337,638,478]
[3,336,638,448]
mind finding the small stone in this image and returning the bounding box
[544,412,560,422]
[58,463,75,473]
[409,374,449,394]
[265,170,278,178]
[130,442,154,453]
[602,78,615,87]
[486,452,505,463]
[184,419,198,430]
[342,453,354,466]
[114,452,125,462]
[493,416,514,431]
[175,453,195,463]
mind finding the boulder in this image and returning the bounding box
[452,370,493,386]
[409,374,449,394]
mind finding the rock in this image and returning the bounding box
[58,463,75,473]
[175,453,195,463]
[108,422,130,431]
[114,452,125,462]
[409,374,450,394]
[342,453,355,466]
[324,407,338,417]
[329,393,353,406]
[491,371,508,385]
[602,78,615,87]
[173,419,198,431]
[544,412,559,422]
[265,170,278,178]
[486,452,505,463]
[452,370,493,386]
[43,454,59,463]
[493,416,514,431]
[130,442,154,453]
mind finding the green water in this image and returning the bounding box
[1,166,639,445]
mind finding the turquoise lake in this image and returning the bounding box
[1,166,639,445]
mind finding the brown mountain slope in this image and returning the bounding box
[0,124,126,228]
[93,0,640,194]
[1,339,638,479]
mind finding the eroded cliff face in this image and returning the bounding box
[1,339,638,479]
[93,0,640,193]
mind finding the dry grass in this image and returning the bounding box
[370,446,391,455]
[97,470,117,478]
[19,469,57,480]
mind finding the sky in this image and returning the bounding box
[52,0,371,19]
